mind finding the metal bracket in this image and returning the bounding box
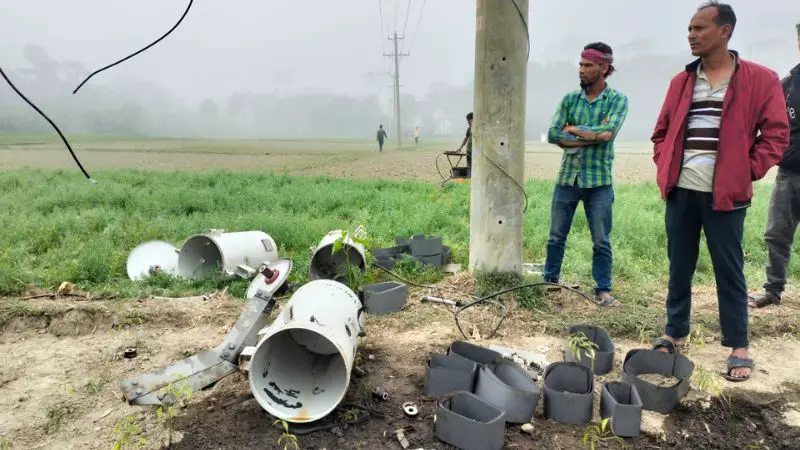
[119,259,291,406]
[234,264,257,279]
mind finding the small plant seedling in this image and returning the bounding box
[691,365,729,407]
[338,407,360,423]
[154,375,193,447]
[0,437,12,450]
[112,415,146,450]
[684,323,712,355]
[273,419,299,450]
[44,405,67,435]
[330,227,370,288]
[582,418,624,449]
[569,332,599,372]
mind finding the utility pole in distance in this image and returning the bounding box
[385,32,408,149]
[469,0,529,275]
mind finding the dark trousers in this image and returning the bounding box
[665,187,748,348]
[544,184,614,294]
[378,140,384,152]
[763,167,800,297]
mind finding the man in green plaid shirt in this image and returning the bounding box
[543,42,630,307]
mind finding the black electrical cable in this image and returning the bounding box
[466,0,530,213]
[274,404,370,435]
[72,0,194,94]
[435,152,454,186]
[0,66,95,182]
[510,0,530,60]
[453,281,601,340]
[480,150,529,213]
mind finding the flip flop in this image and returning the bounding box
[748,293,781,309]
[723,356,754,382]
[652,337,677,354]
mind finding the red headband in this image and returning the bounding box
[581,49,615,75]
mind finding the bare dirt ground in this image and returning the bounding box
[0,137,779,184]
[0,139,661,184]
[1,275,799,450]
[1,138,780,185]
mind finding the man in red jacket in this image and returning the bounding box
[650,2,789,382]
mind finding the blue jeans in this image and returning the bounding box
[543,184,614,294]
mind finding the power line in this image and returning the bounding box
[394,0,398,33]
[384,33,408,149]
[401,0,412,39]
[0,66,95,182]
[406,0,426,53]
[73,0,194,94]
[378,0,387,54]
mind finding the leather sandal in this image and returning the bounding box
[723,356,754,382]
[652,337,677,354]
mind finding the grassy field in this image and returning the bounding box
[0,165,788,301]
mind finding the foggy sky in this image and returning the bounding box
[2,0,798,106]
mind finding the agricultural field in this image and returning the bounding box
[0,134,798,449]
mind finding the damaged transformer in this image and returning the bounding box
[119,257,366,424]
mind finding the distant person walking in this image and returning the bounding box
[543,42,629,308]
[455,112,473,169]
[748,22,800,309]
[650,2,789,382]
[414,126,421,148]
[376,125,388,152]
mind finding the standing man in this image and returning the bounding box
[748,23,800,309]
[544,42,629,307]
[650,2,789,382]
[456,112,473,170]
[414,126,421,148]
[376,124,388,152]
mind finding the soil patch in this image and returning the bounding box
[641,395,800,449]
[1,289,799,449]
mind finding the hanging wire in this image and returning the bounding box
[406,0,426,53]
[72,0,194,94]
[401,0,412,39]
[0,66,95,182]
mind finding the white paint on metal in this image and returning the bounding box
[248,279,363,423]
[309,229,367,281]
[126,240,179,280]
[177,230,279,280]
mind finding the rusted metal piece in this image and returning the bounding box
[373,387,389,401]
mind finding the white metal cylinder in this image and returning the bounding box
[309,229,367,281]
[177,230,279,279]
[248,280,363,423]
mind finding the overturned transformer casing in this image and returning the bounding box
[178,229,279,280]
[244,279,364,423]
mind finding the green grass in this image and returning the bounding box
[0,168,790,304]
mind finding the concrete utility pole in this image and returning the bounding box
[468,0,529,275]
[385,32,408,149]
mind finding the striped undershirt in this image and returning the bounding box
[676,54,737,192]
